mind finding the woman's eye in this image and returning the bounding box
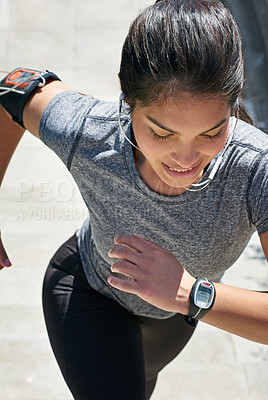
[150,129,171,141]
[149,127,225,142]
[205,128,224,141]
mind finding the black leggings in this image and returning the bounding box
[42,234,196,400]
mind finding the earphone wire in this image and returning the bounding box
[185,103,239,191]
[118,93,140,152]
[0,72,46,97]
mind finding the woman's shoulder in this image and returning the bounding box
[50,90,129,123]
[39,91,130,164]
[232,119,268,155]
[40,90,130,143]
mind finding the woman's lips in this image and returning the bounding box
[163,162,201,179]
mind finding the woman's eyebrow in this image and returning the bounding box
[146,115,227,135]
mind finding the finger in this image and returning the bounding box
[111,260,138,280]
[108,245,139,264]
[114,235,150,252]
[0,238,12,270]
[136,236,163,249]
[107,276,138,295]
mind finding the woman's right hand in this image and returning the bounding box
[0,232,11,270]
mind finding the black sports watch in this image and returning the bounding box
[185,277,216,326]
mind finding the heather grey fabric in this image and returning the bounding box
[39,91,268,318]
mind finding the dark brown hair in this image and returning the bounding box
[119,0,253,124]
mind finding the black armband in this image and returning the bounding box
[0,68,61,127]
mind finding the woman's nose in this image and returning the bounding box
[170,144,200,169]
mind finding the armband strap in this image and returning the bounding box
[0,68,61,127]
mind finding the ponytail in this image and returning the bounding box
[237,100,254,125]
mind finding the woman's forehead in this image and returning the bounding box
[136,92,230,110]
[137,94,230,117]
[133,94,231,134]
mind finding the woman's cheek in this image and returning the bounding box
[199,135,228,157]
[137,134,163,156]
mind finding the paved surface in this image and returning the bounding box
[0,1,268,399]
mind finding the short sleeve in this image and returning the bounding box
[39,91,99,170]
[247,151,268,235]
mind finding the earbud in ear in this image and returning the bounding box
[119,92,125,113]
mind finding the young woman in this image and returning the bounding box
[0,1,267,399]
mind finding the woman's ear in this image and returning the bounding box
[231,98,239,117]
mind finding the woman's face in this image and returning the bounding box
[131,93,232,195]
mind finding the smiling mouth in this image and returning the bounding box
[163,162,201,178]
[168,166,194,173]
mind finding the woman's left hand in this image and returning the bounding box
[108,235,195,314]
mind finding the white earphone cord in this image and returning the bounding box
[185,108,238,191]
[0,73,46,97]
[118,93,141,152]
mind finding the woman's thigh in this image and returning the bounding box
[42,235,147,400]
[139,313,196,385]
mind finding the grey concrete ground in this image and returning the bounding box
[0,1,268,399]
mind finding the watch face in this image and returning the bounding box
[194,281,214,309]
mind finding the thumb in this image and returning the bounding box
[0,236,12,270]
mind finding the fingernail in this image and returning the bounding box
[4,259,11,266]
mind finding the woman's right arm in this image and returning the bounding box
[23,80,72,138]
[0,79,72,269]
[0,104,25,269]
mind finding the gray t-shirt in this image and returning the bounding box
[39,91,268,319]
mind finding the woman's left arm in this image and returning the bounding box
[202,231,268,344]
[108,234,268,345]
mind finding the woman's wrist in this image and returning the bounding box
[175,270,196,315]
